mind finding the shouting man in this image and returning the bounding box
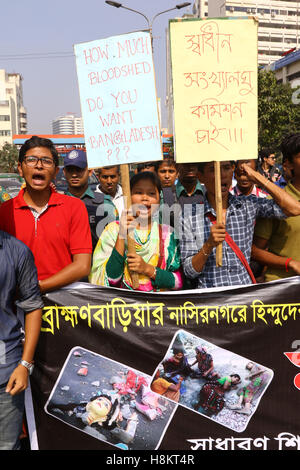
[0,136,92,293]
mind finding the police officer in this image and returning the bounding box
[63,149,117,250]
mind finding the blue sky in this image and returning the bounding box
[1,0,192,134]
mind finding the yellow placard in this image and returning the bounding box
[169,17,258,163]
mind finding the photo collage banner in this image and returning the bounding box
[29,277,300,451]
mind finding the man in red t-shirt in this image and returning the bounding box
[0,136,92,293]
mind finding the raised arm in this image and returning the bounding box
[242,164,300,216]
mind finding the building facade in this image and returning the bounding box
[195,0,300,66]
[0,69,27,148]
[52,113,83,135]
[267,47,300,90]
[166,1,300,132]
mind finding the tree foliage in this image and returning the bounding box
[0,143,19,172]
[258,69,300,151]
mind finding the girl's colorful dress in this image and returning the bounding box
[89,220,183,291]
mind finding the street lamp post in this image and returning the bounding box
[105,1,191,43]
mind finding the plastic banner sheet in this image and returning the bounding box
[29,277,300,451]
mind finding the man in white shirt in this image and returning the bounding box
[95,166,124,218]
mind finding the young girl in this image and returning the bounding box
[89,171,183,291]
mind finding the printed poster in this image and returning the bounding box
[28,277,300,451]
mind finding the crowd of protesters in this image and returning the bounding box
[1,133,300,449]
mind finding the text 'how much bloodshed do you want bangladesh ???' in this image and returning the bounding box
[75,30,161,167]
[84,35,152,85]
[86,87,160,155]
[82,34,160,160]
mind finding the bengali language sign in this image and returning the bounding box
[41,299,300,335]
[74,31,162,168]
[29,277,300,450]
[169,17,258,163]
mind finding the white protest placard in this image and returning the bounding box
[169,17,258,163]
[74,31,163,168]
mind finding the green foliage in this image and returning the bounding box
[258,69,300,151]
[0,143,19,172]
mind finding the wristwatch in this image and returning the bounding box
[20,360,34,375]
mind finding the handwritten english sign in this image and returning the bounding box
[169,18,258,163]
[74,31,162,168]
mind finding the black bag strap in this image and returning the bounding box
[92,192,105,204]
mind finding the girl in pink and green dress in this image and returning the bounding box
[89,171,183,292]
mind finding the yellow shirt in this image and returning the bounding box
[254,182,300,281]
[151,377,172,395]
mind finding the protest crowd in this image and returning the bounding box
[1,133,300,450]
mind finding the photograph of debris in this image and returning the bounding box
[44,347,178,450]
[150,330,274,433]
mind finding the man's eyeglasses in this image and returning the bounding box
[24,156,55,168]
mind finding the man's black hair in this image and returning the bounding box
[19,135,59,166]
[156,158,177,170]
[98,165,120,174]
[234,159,258,170]
[136,161,158,172]
[197,161,235,173]
[230,374,241,382]
[258,148,275,163]
[280,133,300,163]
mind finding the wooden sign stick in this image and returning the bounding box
[214,161,223,267]
[120,164,140,289]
